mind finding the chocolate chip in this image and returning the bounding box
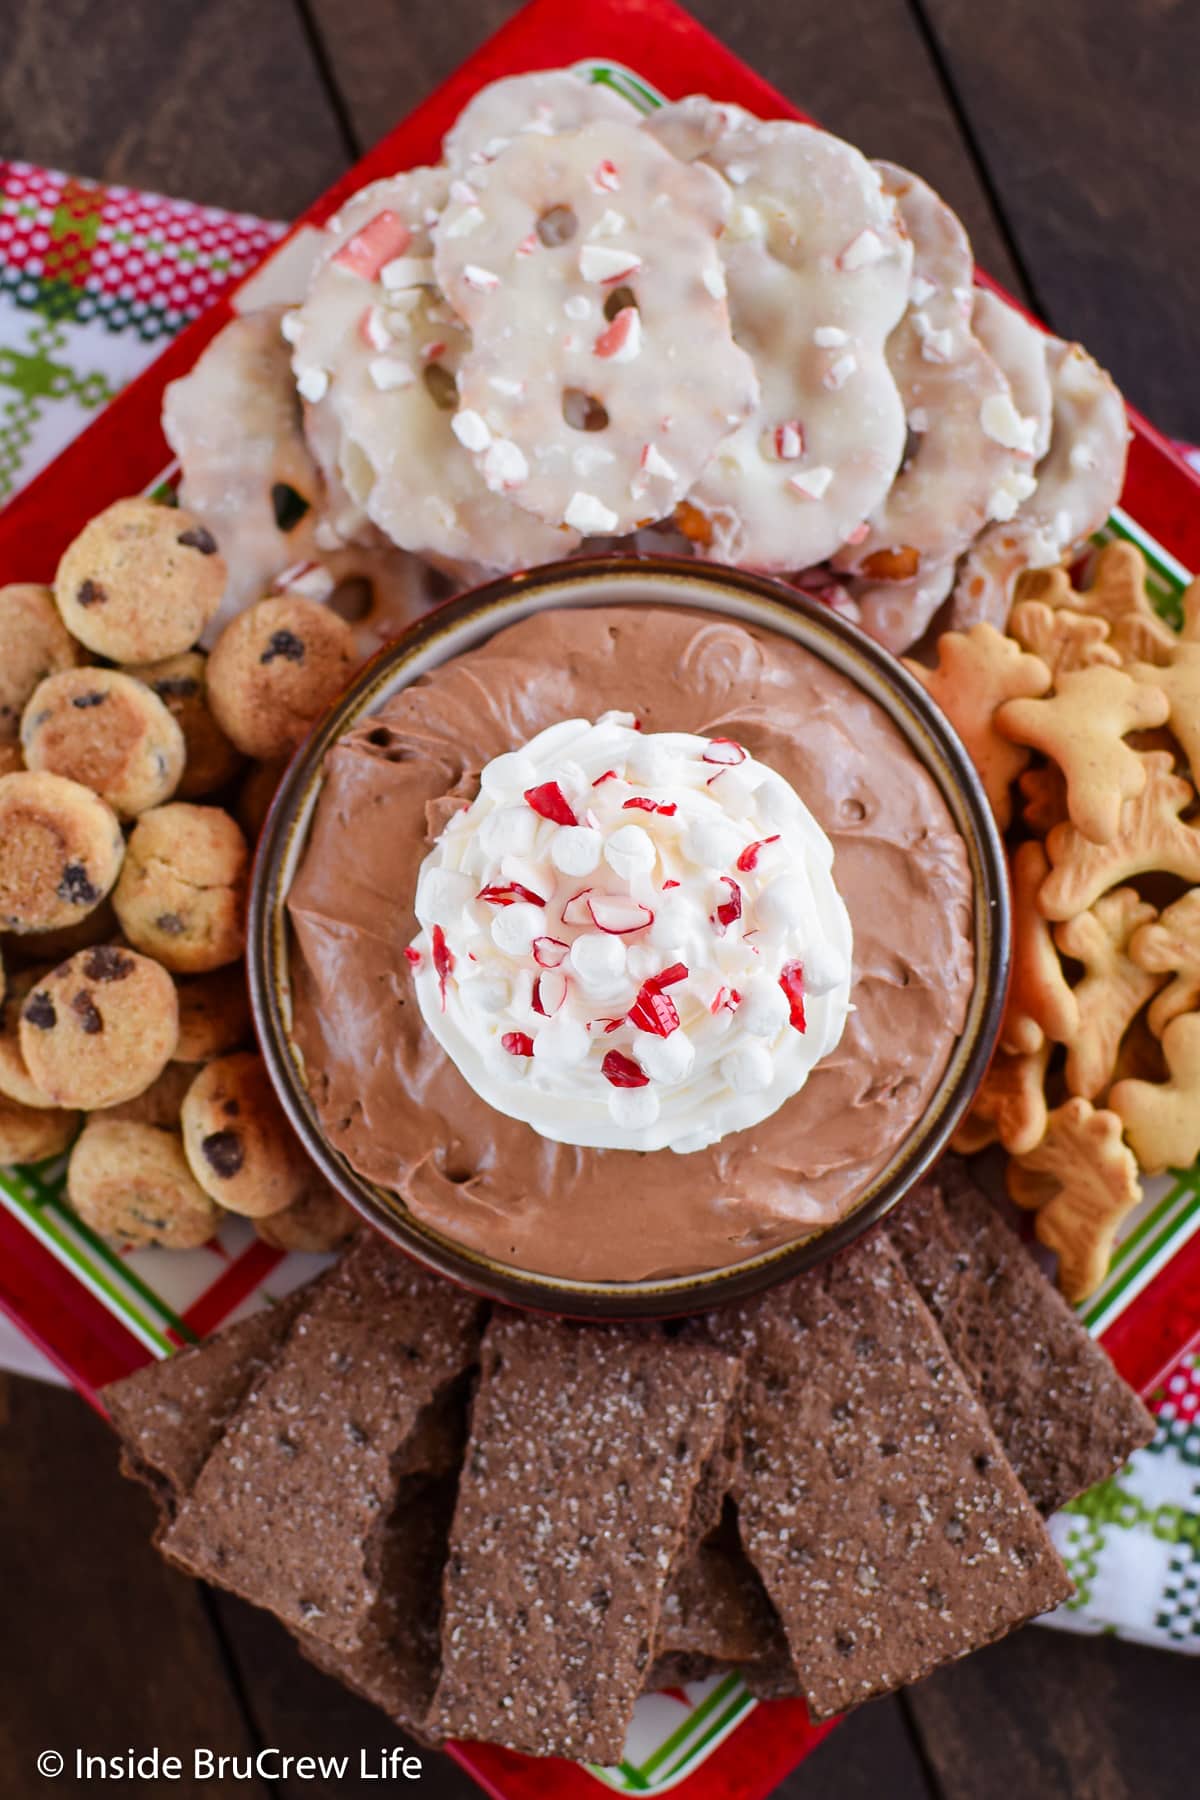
[260,629,306,665]
[201,1129,244,1179]
[23,991,56,1031]
[71,691,107,709]
[71,991,104,1035]
[153,675,199,700]
[270,483,311,533]
[176,526,218,555]
[57,863,99,907]
[76,579,106,608]
[83,946,134,983]
[154,912,186,936]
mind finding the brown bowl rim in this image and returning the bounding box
[247,555,1010,1318]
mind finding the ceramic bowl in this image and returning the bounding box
[248,557,1010,1317]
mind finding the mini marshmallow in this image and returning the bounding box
[604,824,656,880]
[490,902,544,956]
[569,931,627,989]
[608,1084,662,1128]
[551,826,603,876]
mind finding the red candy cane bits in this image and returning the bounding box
[779,961,807,1032]
[432,924,455,1009]
[602,1050,650,1088]
[524,781,578,825]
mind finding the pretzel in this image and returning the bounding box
[947,338,1128,631]
[434,120,759,537]
[1110,1013,1200,1174]
[996,664,1170,843]
[1129,889,1200,1037]
[646,100,911,570]
[1003,838,1080,1056]
[903,623,1051,828]
[1053,889,1164,1100]
[950,1040,1049,1156]
[1038,751,1200,919]
[848,556,955,655]
[443,70,638,173]
[1007,1097,1142,1302]
[970,289,1053,463]
[1007,598,1120,676]
[289,167,574,572]
[832,166,1036,619]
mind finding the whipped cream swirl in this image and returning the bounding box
[407,713,852,1153]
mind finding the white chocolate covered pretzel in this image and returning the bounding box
[444,70,638,174]
[433,120,758,537]
[646,98,912,570]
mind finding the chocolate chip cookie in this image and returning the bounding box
[55,496,226,663]
[0,582,82,753]
[21,667,185,818]
[181,1051,309,1217]
[207,595,355,760]
[129,651,243,800]
[255,1177,359,1252]
[20,945,180,1110]
[68,1117,220,1247]
[174,965,253,1064]
[0,771,125,933]
[113,803,248,973]
[0,1091,80,1166]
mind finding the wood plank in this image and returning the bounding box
[919,0,1200,438]
[783,1697,934,1800]
[299,0,1027,295]
[0,0,349,219]
[906,1622,1200,1800]
[0,1375,271,1799]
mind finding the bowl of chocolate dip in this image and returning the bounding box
[248,557,1009,1317]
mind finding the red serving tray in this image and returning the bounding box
[2,3,1199,1796]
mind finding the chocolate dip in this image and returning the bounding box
[287,605,974,1281]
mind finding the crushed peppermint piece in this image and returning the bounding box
[332,210,412,281]
[501,1031,535,1057]
[279,310,303,345]
[524,782,578,827]
[462,263,501,292]
[380,255,435,290]
[589,209,627,240]
[838,228,887,270]
[369,356,415,392]
[361,305,392,351]
[724,162,750,185]
[773,421,804,461]
[702,263,727,300]
[590,160,621,193]
[601,1049,650,1088]
[813,325,848,347]
[909,274,937,305]
[788,465,835,500]
[824,352,858,390]
[488,374,525,396]
[295,366,329,403]
[451,409,493,453]
[564,491,620,534]
[779,960,807,1032]
[1070,443,1098,472]
[483,438,529,489]
[593,307,641,362]
[636,442,678,487]
[980,393,1039,455]
[578,243,642,284]
[443,205,485,239]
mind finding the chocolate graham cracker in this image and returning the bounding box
[729,1235,1072,1720]
[885,1158,1155,1513]
[656,1508,781,1665]
[104,1292,306,1529]
[160,1237,484,1653]
[427,1314,743,1764]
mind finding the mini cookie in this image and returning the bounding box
[1130,889,1200,1037]
[832,165,1037,642]
[0,583,82,751]
[1002,839,1079,1057]
[648,101,911,570]
[102,1060,197,1129]
[1053,889,1163,1101]
[1007,1096,1141,1302]
[950,1039,1049,1158]
[1008,599,1120,677]
[114,803,248,973]
[996,664,1170,844]
[0,770,124,933]
[289,167,573,572]
[0,964,59,1108]
[1018,762,1069,834]
[181,1052,309,1217]
[948,338,1127,632]
[236,759,286,841]
[19,946,179,1110]
[255,1177,359,1252]
[0,1091,79,1166]
[435,119,759,537]
[1110,1013,1200,1175]
[903,623,1051,828]
[21,667,186,818]
[443,69,638,173]
[67,1118,219,1248]
[1129,640,1200,779]
[1039,751,1200,919]
[55,497,226,663]
[174,965,253,1063]
[206,596,355,761]
[1038,540,1179,667]
[128,652,243,799]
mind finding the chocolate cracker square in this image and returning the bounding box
[657,1515,782,1665]
[428,1315,743,1764]
[161,1237,483,1653]
[732,1236,1072,1720]
[885,1157,1155,1513]
[104,1293,306,1527]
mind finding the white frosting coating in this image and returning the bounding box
[443,70,639,174]
[408,715,852,1153]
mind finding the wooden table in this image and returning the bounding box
[2,2,1199,1795]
